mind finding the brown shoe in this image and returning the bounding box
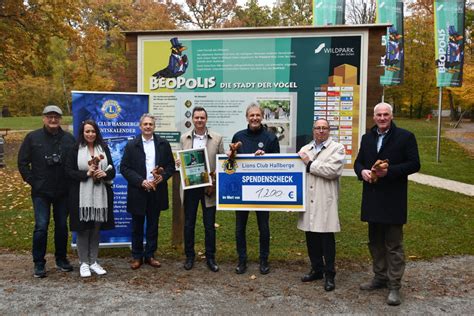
[144,257,161,268]
[130,258,143,270]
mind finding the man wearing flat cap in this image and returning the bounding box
[18,105,76,278]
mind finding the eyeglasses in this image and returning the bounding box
[313,126,329,131]
[45,115,61,121]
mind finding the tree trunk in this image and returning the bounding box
[417,94,424,119]
[447,89,459,121]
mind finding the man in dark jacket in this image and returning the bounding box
[18,105,76,278]
[120,114,174,270]
[354,102,420,306]
[230,103,280,275]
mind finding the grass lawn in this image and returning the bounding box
[1,116,472,262]
[395,118,474,184]
[1,171,472,262]
[0,116,72,130]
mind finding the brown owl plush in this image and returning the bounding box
[150,166,164,191]
[370,159,389,183]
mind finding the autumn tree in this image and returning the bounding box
[273,0,312,26]
[0,0,180,115]
[345,0,376,24]
[228,0,277,27]
[178,0,237,29]
[0,0,80,80]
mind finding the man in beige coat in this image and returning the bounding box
[178,106,224,272]
[297,118,345,291]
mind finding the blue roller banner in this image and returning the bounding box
[71,91,149,246]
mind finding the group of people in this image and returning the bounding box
[18,101,419,306]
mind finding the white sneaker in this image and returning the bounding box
[80,263,91,278]
[90,262,107,275]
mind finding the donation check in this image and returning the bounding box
[216,154,306,211]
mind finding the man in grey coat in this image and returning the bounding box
[354,102,420,306]
[298,118,345,291]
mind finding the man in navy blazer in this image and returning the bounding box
[354,103,420,306]
[121,114,175,270]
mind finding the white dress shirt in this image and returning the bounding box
[142,136,155,181]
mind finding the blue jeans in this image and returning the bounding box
[32,196,69,264]
[235,211,270,262]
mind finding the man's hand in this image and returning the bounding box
[175,158,181,168]
[154,175,163,185]
[255,149,265,156]
[298,151,310,165]
[141,180,154,191]
[361,169,373,183]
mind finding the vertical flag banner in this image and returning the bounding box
[313,0,345,26]
[434,0,466,87]
[72,92,149,246]
[376,0,404,85]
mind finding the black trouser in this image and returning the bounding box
[183,187,216,259]
[305,231,336,278]
[131,192,161,260]
[368,223,405,290]
[235,211,270,262]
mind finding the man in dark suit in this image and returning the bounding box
[120,114,175,270]
[354,102,420,306]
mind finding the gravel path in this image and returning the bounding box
[0,252,472,314]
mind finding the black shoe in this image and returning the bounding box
[301,269,324,282]
[183,257,194,270]
[259,258,270,275]
[387,289,401,306]
[235,261,247,274]
[34,263,46,278]
[324,277,336,291]
[56,258,73,272]
[206,258,219,272]
[360,279,388,290]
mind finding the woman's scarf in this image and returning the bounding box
[77,144,109,223]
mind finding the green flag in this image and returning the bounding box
[376,0,404,85]
[434,0,466,87]
[313,0,345,26]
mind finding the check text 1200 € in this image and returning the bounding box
[216,154,306,212]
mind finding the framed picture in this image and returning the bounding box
[177,147,212,190]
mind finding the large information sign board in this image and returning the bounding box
[138,31,367,171]
[216,154,306,211]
